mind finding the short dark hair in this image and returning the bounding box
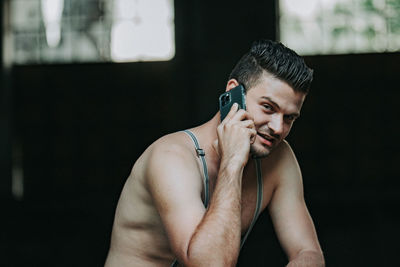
[229,39,313,94]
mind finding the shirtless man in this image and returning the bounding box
[105,39,325,267]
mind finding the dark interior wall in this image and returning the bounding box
[287,53,400,266]
[238,53,400,266]
[3,1,279,266]
[2,0,400,266]
[10,0,277,203]
[179,0,278,123]
[0,0,12,198]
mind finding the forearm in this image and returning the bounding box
[286,250,325,267]
[186,164,243,266]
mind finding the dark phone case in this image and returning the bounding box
[219,84,246,121]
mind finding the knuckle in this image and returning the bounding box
[224,123,233,131]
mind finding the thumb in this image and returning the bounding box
[212,139,220,157]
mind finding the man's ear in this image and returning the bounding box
[226,79,240,92]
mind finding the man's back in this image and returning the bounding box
[105,133,192,266]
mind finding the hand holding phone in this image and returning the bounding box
[217,84,255,166]
[219,84,246,121]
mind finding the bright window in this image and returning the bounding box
[8,0,175,64]
[279,0,400,55]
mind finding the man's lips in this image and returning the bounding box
[257,132,274,147]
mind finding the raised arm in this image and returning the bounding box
[147,104,256,266]
[268,141,325,267]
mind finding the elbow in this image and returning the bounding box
[307,249,325,266]
[287,249,325,267]
[181,243,238,267]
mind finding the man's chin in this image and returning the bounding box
[250,144,272,158]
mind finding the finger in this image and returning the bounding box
[212,139,220,157]
[238,119,255,129]
[222,103,239,123]
[231,109,253,122]
[246,111,254,122]
[232,120,256,141]
[249,128,257,144]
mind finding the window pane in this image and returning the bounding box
[9,0,175,64]
[279,0,400,55]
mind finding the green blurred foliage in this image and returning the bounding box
[331,0,400,45]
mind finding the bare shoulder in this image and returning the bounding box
[146,132,192,163]
[275,140,300,166]
[143,131,203,197]
[145,131,199,172]
[259,139,302,192]
[262,140,300,174]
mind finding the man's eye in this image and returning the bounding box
[285,115,296,122]
[263,104,273,111]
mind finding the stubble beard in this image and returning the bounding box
[250,142,273,159]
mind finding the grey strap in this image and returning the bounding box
[182,130,210,208]
[171,130,210,267]
[240,158,263,249]
[171,133,263,266]
[171,258,178,267]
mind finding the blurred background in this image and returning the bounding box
[1,0,399,266]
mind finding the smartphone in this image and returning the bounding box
[219,84,246,121]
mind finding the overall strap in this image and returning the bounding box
[170,130,210,267]
[182,130,210,208]
[240,158,263,250]
[171,133,263,266]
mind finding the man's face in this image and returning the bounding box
[245,74,306,158]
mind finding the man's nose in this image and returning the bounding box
[268,115,284,136]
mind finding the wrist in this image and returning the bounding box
[220,152,249,169]
[219,159,244,179]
